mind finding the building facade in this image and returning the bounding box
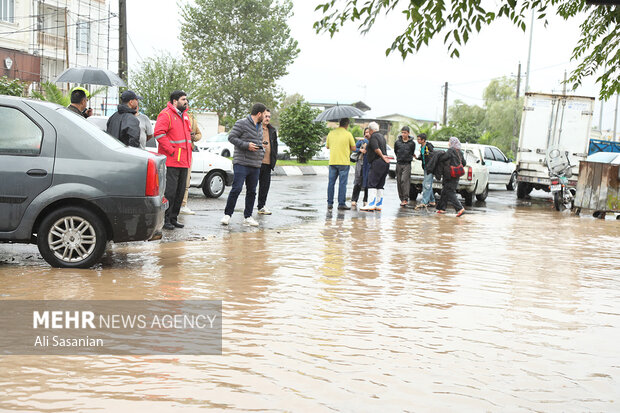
[0,0,118,114]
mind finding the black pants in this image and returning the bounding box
[257,164,271,210]
[165,167,189,223]
[437,179,463,211]
[368,159,389,189]
[351,185,368,203]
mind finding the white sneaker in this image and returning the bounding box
[220,215,231,225]
[258,207,272,215]
[180,206,195,215]
[243,216,259,227]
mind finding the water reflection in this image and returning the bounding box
[0,206,619,411]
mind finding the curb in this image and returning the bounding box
[273,166,355,176]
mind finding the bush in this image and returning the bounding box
[0,76,24,97]
[279,98,329,163]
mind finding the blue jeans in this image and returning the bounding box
[224,164,260,218]
[422,171,436,204]
[327,165,350,206]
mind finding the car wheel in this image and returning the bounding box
[388,170,396,179]
[202,171,226,198]
[409,184,418,201]
[516,182,531,199]
[506,171,517,191]
[462,191,473,206]
[476,184,489,201]
[221,149,230,158]
[37,206,107,268]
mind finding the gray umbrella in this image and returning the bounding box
[314,104,365,122]
[54,67,127,87]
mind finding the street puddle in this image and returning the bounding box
[0,206,619,411]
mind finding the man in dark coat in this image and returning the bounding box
[436,137,466,217]
[106,90,141,148]
[257,109,278,215]
[393,125,416,206]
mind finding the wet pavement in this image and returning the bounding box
[1,176,619,411]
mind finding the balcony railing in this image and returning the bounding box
[37,32,65,49]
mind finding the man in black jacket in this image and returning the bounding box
[106,90,141,148]
[393,126,416,206]
[257,109,278,215]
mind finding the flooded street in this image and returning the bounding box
[1,177,619,411]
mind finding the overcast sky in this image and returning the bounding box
[125,0,617,130]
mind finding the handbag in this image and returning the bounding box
[449,151,465,178]
[350,151,360,162]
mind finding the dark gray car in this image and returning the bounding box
[0,96,167,268]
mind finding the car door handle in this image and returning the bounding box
[26,169,48,177]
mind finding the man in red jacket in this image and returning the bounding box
[154,90,193,230]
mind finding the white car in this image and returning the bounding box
[198,132,235,158]
[410,141,490,206]
[88,116,233,198]
[386,144,396,178]
[480,145,517,190]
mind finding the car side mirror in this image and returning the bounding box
[507,158,513,163]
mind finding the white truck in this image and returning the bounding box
[515,92,595,199]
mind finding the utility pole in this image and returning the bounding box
[443,82,448,126]
[562,70,567,95]
[512,62,522,155]
[524,10,535,94]
[64,8,70,90]
[599,99,604,132]
[118,0,128,84]
[614,93,619,142]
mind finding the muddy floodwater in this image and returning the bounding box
[1,197,619,411]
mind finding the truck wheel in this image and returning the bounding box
[517,182,531,199]
[463,191,473,206]
[476,184,489,201]
[409,184,418,201]
[202,171,226,198]
[37,206,107,268]
[506,172,517,191]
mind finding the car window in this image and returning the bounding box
[56,109,125,149]
[484,147,495,160]
[0,106,43,155]
[491,147,507,162]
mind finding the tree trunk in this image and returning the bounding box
[298,156,308,164]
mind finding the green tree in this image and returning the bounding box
[348,124,364,138]
[271,93,304,128]
[314,1,620,99]
[0,76,25,96]
[130,52,197,120]
[279,98,329,163]
[182,0,300,126]
[482,77,523,156]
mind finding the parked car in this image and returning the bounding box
[198,132,235,158]
[480,145,517,190]
[277,138,293,160]
[0,97,167,268]
[387,144,397,178]
[144,139,233,198]
[410,141,490,206]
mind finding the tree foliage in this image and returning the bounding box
[182,0,300,126]
[30,82,105,107]
[0,76,25,96]
[130,52,196,120]
[314,0,620,99]
[279,98,329,163]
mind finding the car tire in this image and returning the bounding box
[506,172,517,191]
[409,184,418,201]
[202,171,226,198]
[37,206,107,268]
[516,182,532,199]
[462,191,473,206]
[221,149,230,158]
[476,184,489,201]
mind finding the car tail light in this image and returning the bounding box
[467,166,472,181]
[551,179,559,185]
[146,158,159,196]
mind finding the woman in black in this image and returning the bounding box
[436,137,466,217]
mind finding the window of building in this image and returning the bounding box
[76,21,90,53]
[0,107,43,155]
[0,0,15,23]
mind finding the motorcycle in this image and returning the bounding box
[546,147,575,211]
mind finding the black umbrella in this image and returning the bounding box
[54,67,127,87]
[314,104,365,122]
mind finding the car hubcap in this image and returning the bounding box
[210,175,224,194]
[48,216,96,263]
